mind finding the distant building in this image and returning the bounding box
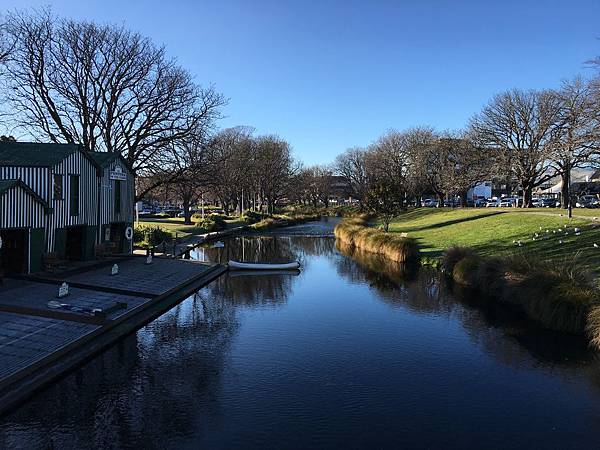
[0,142,134,274]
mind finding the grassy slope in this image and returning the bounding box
[384,208,600,273]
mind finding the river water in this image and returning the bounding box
[2,218,600,449]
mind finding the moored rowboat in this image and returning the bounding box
[228,260,301,270]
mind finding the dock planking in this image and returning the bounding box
[0,256,226,415]
[64,257,215,296]
[0,312,99,383]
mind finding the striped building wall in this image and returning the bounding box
[99,158,134,227]
[46,151,99,252]
[0,185,46,229]
[0,167,50,202]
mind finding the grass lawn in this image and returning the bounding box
[383,207,600,273]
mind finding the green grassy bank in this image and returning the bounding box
[383,208,600,274]
[335,207,600,345]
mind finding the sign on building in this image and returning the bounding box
[109,165,127,181]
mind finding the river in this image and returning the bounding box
[2,218,600,449]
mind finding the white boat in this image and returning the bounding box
[228,260,301,270]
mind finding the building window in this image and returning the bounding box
[53,174,63,199]
[114,181,121,215]
[69,175,79,216]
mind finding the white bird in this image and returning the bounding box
[539,226,543,230]
[575,232,581,236]
[559,239,563,244]
[546,229,550,233]
[574,227,580,233]
[517,240,523,247]
[558,228,562,232]
[594,243,599,248]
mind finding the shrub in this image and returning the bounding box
[134,225,170,246]
[194,217,226,233]
[242,210,268,224]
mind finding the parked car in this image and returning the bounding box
[498,198,516,207]
[485,199,499,207]
[474,198,487,207]
[443,198,460,207]
[537,198,558,208]
[422,199,439,207]
[576,195,600,208]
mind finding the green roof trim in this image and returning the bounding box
[0,179,50,210]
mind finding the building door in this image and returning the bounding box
[0,229,29,274]
[65,225,86,260]
[109,222,126,254]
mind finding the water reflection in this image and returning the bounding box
[335,239,595,368]
[3,232,600,449]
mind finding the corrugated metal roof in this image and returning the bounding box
[0,142,79,167]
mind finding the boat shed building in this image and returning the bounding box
[0,142,135,274]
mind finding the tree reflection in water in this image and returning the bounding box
[334,240,600,372]
[3,232,600,449]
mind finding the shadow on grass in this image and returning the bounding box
[398,211,506,233]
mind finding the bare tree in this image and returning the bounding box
[0,10,225,200]
[469,89,562,207]
[550,77,600,210]
[254,135,295,214]
[334,147,369,202]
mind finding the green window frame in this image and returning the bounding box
[53,174,63,200]
[69,175,79,216]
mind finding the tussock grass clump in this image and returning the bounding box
[503,253,600,334]
[334,217,420,263]
[441,246,476,275]
[444,248,600,335]
[452,255,481,287]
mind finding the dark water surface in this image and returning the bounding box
[2,219,600,449]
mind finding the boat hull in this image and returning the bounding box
[228,260,301,270]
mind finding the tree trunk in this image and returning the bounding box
[182,197,192,224]
[561,170,570,211]
[460,191,468,207]
[437,193,444,207]
[523,186,533,208]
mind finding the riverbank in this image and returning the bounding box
[334,216,420,263]
[335,209,600,347]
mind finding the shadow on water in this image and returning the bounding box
[334,240,595,367]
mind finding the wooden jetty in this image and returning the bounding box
[0,256,226,416]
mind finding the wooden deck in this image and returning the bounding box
[0,256,227,415]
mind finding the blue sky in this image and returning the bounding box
[2,0,599,164]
